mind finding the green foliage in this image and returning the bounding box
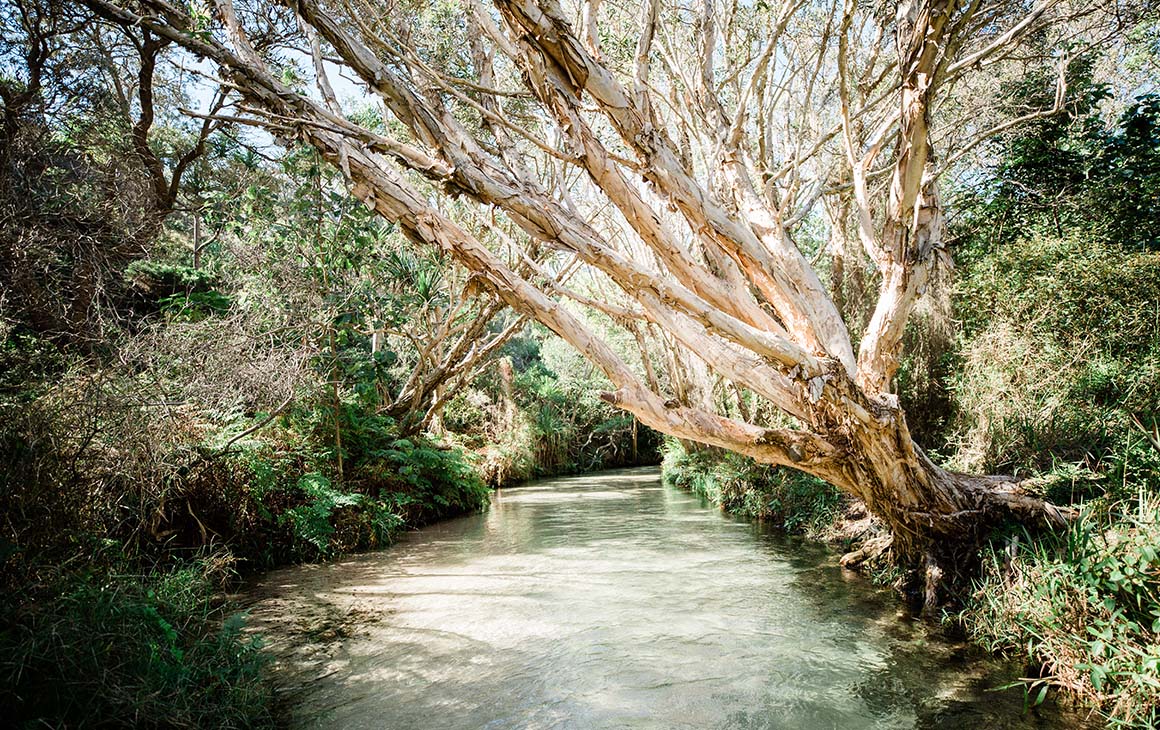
[356,435,490,521]
[912,52,1160,473]
[945,88,1160,721]
[159,290,233,320]
[964,495,1160,728]
[442,331,660,484]
[219,420,485,562]
[0,330,68,399]
[955,56,1160,253]
[515,334,658,474]
[442,387,492,436]
[125,259,220,295]
[282,473,367,554]
[948,233,1160,498]
[0,354,491,723]
[0,559,273,729]
[661,439,843,536]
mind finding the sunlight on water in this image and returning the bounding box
[242,468,1095,730]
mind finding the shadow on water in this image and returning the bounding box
[241,468,1100,730]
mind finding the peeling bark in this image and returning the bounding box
[80,0,1084,590]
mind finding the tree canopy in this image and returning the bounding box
[61,0,1154,592]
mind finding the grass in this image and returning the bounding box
[0,556,274,729]
[962,493,1160,728]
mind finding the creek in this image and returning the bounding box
[242,467,1093,729]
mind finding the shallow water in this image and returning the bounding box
[243,467,1095,729]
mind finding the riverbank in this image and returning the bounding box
[0,408,655,729]
[661,445,1160,729]
[2,312,657,727]
[0,428,487,729]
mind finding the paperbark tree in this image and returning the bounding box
[82,0,1127,602]
[371,261,527,435]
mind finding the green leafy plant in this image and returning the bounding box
[964,494,1160,728]
[661,439,844,537]
[281,473,365,554]
[0,560,273,729]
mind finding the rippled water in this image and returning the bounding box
[243,468,1094,729]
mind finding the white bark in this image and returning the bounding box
[83,0,1097,566]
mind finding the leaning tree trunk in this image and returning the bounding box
[81,0,1083,610]
[818,397,1066,602]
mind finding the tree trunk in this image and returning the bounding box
[82,0,1084,608]
[810,395,1068,605]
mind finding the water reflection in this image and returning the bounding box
[242,468,1095,730]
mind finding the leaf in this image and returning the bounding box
[1090,664,1107,692]
[1032,684,1049,707]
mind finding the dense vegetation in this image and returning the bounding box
[1,0,1158,728]
[0,7,656,724]
[946,68,1160,729]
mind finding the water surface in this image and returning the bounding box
[244,468,1093,729]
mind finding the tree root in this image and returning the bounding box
[839,533,893,569]
[980,480,1077,528]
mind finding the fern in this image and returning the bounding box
[282,473,363,554]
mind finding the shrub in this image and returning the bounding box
[0,559,273,729]
[947,234,1160,500]
[661,439,844,536]
[281,473,370,554]
[352,436,490,524]
[124,259,220,297]
[964,494,1160,728]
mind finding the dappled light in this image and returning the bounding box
[244,470,1097,729]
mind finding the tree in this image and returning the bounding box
[954,69,1160,253]
[0,0,240,345]
[81,0,1139,603]
[260,150,526,438]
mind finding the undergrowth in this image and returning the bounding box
[944,230,1160,729]
[0,354,491,727]
[963,494,1160,728]
[0,557,272,729]
[948,235,1160,491]
[661,439,844,537]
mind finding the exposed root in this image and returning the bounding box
[839,533,893,568]
[981,480,1077,528]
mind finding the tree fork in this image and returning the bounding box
[79,0,1091,607]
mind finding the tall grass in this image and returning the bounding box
[947,235,1160,495]
[938,233,1160,727]
[963,494,1160,728]
[1,558,273,728]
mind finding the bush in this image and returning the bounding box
[349,436,490,524]
[439,333,661,483]
[948,234,1160,499]
[125,260,220,298]
[281,473,378,554]
[0,559,273,729]
[661,439,844,536]
[202,422,488,565]
[964,494,1160,728]
[471,425,537,488]
[0,351,493,723]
